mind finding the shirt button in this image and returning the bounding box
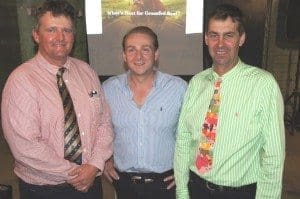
[83,149,86,152]
[65,79,69,83]
[81,131,85,136]
[78,113,81,118]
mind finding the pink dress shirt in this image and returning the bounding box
[1,53,113,185]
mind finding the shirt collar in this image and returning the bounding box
[34,52,71,75]
[206,58,244,82]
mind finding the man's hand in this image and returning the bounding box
[164,175,175,189]
[68,164,99,192]
[103,157,119,183]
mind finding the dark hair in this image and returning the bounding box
[122,26,159,51]
[206,4,245,35]
[35,0,76,29]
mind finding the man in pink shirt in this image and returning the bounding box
[1,0,113,198]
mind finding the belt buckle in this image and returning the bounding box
[144,178,154,183]
[131,176,142,184]
[206,181,223,191]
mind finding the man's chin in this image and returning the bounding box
[53,52,70,59]
[214,58,228,66]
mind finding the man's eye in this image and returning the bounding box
[47,28,56,33]
[142,48,151,54]
[209,34,218,39]
[126,48,136,54]
[224,33,234,39]
[64,29,73,33]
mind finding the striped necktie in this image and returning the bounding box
[57,67,82,165]
[195,78,222,173]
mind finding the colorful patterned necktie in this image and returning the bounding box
[57,67,82,165]
[195,78,222,173]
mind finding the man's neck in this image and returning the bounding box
[128,70,155,107]
[39,51,67,67]
[214,66,233,76]
[129,71,155,89]
[213,59,239,76]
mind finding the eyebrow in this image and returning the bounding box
[207,31,235,34]
[125,45,153,48]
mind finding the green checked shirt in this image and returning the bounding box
[174,60,285,199]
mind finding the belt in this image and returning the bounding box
[189,171,256,192]
[118,169,173,184]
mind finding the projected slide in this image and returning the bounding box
[86,0,203,76]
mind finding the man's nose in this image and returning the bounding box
[217,37,225,47]
[135,50,143,58]
[55,30,65,40]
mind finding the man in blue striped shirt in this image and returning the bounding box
[102,26,187,199]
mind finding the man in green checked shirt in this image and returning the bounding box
[174,4,285,199]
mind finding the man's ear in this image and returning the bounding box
[122,51,127,62]
[204,33,209,46]
[154,49,159,62]
[239,32,246,47]
[32,29,39,44]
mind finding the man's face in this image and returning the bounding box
[123,33,158,76]
[205,17,245,70]
[32,11,74,66]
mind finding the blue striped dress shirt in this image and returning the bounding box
[102,71,187,173]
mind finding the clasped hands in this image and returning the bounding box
[67,164,99,193]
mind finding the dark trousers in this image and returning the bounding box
[113,169,175,199]
[19,176,102,199]
[0,184,12,199]
[188,171,256,199]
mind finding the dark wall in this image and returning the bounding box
[276,0,300,49]
[0,0,21,92]
[203,0,268,68]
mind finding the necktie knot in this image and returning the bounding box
[56,67,66,79]
[57,67,66,88]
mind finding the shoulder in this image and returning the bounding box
[102,73,126,91]
[237,63,282,100]
[68,57,96,74]
[68,56,90,67]
[5,59,36,87]
[157,71,188,90]
[68,57,99,79]
[240,63,278,86]
[2,59,39,101]
[188,68,211,86]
